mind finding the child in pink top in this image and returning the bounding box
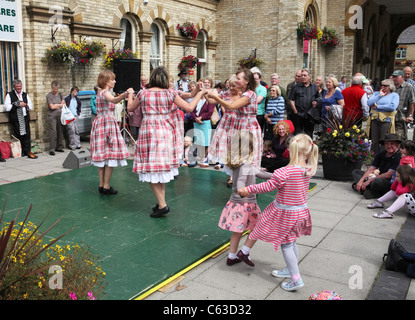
[400,140,415,168]
[369,165,415,219]
[238,134,318,292]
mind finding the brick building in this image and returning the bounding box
[0,0,414,148]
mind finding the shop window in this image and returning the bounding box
[396,47,407,60]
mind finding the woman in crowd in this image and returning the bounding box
[263,85,285,141]
[127,66,205,218]
[321,76,344,132]
[367,79,399,154]
[261,120,293,172]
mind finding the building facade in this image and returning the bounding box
[0,0,413,147]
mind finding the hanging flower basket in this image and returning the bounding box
[103,48,139,69]
[297,20,321,40]
[238,55,263,69]
[178,55,200,70]
[318,27,340,48]
[176,22,199,40]
[42,41,106,68]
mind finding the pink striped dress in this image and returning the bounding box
[247,165,312,251]
[90,90,130,164]
[133,89,180,178]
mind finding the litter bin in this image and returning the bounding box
[77,90,95,136]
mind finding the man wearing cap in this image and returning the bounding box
[341,75,369,125]
[174,69,190,92]
[352,133,402,199]
[391,70,415,140]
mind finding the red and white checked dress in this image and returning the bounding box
[171,90,185,165]
[133,89,181,179]
[247,165,312,251]
[90,90,130,165]
[208,90,237,163]
[230,90,262,168]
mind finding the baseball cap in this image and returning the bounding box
[392,70,404,76]
[360,75,369,84]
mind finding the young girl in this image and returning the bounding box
[218,131,272,266]
[180,136,197,167]
[238,134,318,291]
[368,165,415,219]
[400,140,415,168]
[90,71,130,195]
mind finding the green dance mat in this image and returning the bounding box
[0,163,315,300]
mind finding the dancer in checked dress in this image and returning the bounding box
[127,66,206,218]
[90,70,130,195]
[207,68,262,170]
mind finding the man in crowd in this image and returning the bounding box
[174,69,190,92]
[4,79,38,159]
[352,133,401,199]
[341,75,369,126]
[390,70,415,140]
[288,68,321,137]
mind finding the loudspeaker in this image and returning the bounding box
[113,58,141,93]
[62,149,91,169]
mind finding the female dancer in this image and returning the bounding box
[127,66,205,218]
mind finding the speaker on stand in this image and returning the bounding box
[113,58,142,146]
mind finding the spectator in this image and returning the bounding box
[251,69,267,132]
[4,79,38,159]
[314,75,325,95]
[367,79,399,154]
[339,76,347,91]
[286,69,302,123]
[264,85,285,140]
[174,69,190,92]
[352,133,402,199]
[46,81,65,156]
[64,86,82,150]
[90,86,98,123]
[288,68,321,137]
[321,76,344,132]
[391,70,415,140]
[341,75,369,126]
[140,74,148,89]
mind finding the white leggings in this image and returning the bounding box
[378,190,405,213]
[281,241,301,282]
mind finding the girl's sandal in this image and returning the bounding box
[373,210,393,219]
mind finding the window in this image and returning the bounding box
[197,31,206,79]
[120,18,133,50]
[396,47,407,60]
[150,22,162,70]
[0,42,19,104]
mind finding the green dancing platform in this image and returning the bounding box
[0,162,315,300]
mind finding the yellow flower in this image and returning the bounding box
[38,282,43,288]
[332,133,337,137]
[352,125,357,129]
[339,125,343,129]
[345,132,350,137]
[356,129,360,133]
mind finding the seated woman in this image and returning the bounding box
[261,120,293,172]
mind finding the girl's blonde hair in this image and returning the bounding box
[184,136,193,145]
[226,130,254,169]
[288,134,318,176]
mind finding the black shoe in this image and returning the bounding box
[102,187,118,195]
[49,151,55,156]
[0,157,5,162]
[99,187,104,194]
[150,206,170,218]
[55,148,64,152]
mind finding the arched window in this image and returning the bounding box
[150,22,162,71]
[120,17,134,50]
[197,30,207,79]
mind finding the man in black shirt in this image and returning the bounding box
[288,68,321,137]
[352,133,402,199]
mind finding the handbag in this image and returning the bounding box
[329,104,343,121]
[307,106,320,124]
[0,139,11,159]
[61,105,75,125]
[210,106,220,126]
[10,135,22,158]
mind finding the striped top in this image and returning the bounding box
[265,96,285,124]
[247,165,310,207]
